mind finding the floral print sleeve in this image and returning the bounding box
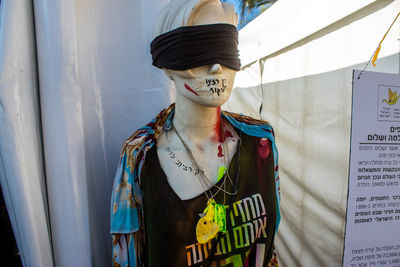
[111,152,141,266]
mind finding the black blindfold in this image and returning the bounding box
[150,23,241,71]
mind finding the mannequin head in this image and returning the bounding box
[152,0,239,107]
[153,0,238,38]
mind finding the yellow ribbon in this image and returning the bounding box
[372,11,400,67]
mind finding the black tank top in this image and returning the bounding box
[141,132,277,266]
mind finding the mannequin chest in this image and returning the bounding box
[156,125,239,200]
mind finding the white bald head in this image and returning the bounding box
[153,0,238,38]
[153,0,239,107]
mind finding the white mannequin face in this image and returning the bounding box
[165,1,238,107]
[167,64,236,107]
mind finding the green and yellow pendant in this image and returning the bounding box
[196,199,227,244]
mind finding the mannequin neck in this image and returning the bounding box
[173,92,222,144]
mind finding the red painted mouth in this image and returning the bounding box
[184,83,199,96]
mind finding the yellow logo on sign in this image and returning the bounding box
[382,88,400,105]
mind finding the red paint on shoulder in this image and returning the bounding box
[224,130,233,138]
[258,138,271,160]
[184,83,199,96]
[217,144,224,157]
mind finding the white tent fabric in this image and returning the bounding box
[225,0,400,266]
[1,0,171,266]
[1,0,400,266]
[0,1,53,266]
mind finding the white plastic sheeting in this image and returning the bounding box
[225,0,400,266]
[1,0,172,266]
[0,1,53,266]
[239,0,378,67]
[34,0,172,265]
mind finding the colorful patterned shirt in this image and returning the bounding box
[110,104,280,266]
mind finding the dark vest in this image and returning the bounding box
[141,131,277,266]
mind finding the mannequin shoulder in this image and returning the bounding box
[118,128,152,157]
[222,111,272,126]
[222,111,275,138]
[119,104,175,156]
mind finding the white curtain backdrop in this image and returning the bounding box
[1,0,172,266]
[0,1,53,266]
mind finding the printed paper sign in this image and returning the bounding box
[343,70,400,267]
[377,85,400,122]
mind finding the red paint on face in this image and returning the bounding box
[258,138,271,160]
[217,144,224,157]
[184,83,199,96]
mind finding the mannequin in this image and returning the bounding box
[111,0,280,266]
[157,1,239,200]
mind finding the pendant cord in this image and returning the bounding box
[206,130,242,267]
[172,120,237,200]
[172,123,216,200]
